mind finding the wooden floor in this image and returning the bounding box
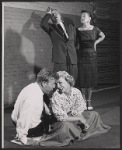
[3,87,120,148]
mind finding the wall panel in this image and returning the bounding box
[93,1,120,88]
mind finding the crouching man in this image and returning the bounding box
[11,68,56,145]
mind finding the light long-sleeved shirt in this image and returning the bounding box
[11,82,44,144]
[51,87,86,121]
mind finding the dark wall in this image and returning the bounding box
[93,1,120,89]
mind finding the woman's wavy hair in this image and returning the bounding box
[57,71,75,87]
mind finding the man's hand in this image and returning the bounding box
[84,123,89,129]
[44,102,51,115]
[46,7,52,14]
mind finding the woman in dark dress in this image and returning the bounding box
[76,10,105,110]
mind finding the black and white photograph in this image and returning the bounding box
[2,0,120,148]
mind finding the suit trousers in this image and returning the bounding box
[27,122,45,137]
[13,121,45,137]
[54,54,78,81]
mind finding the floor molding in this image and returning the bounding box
[93,86,119,92]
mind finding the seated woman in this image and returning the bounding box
[38,71,111,147]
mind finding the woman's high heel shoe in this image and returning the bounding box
[86,100,93,110]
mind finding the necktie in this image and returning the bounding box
[57,24,64,33]
[57,23,69,40]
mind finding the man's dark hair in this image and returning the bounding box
[81,10,92,18]
[37,68,56,84]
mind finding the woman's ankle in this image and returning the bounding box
[86,100,93,110]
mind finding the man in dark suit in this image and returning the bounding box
[41,7,78,81]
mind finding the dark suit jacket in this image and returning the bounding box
[41,14,77,64]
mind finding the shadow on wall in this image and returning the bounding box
[4,29,42,106]
[21,11,50,73]
[63,17,75,26]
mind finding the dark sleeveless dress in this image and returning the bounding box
[76,26,101,88]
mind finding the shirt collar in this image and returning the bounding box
[35,82,44,95]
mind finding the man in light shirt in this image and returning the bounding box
[11,68,56,145]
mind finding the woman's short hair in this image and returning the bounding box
[57,71,75,86]
[81,10,92,18]
[37,68,56,84]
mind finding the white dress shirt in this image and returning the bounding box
[59,21,69,39]
[11,82,44,144]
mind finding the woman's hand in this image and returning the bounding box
[78,115,89,129]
